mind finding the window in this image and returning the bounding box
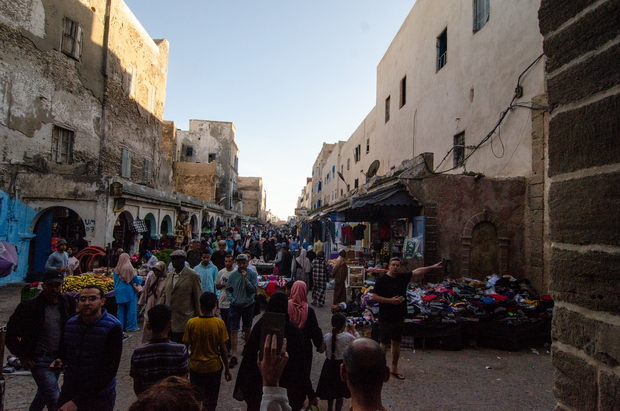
[354,145,361,163]
[366,139,370,154]
[208,153,216,162]
[143,158,152,184]
[453,132,465,168]
[354,179,359,189]
[121,148,131,178]
[317,181,322,192]
[126,66,137,97]
[234,156,238,172]
[51,126,74,164]
[341,165,344,174]
[385,96,391,123]
[61,17,83,59]
[332,165,335,178]
[347,158,350,170]
[473,0,490,32]
[147,86,156,112]
[437,28,447,71]
[186,146,194,157]
[400,76,407,108]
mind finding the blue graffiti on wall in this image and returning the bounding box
[0,190,37,285]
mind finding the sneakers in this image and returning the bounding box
[123,332,131,341]
[229,356,238,368]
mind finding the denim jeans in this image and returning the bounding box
[29,354,61,411]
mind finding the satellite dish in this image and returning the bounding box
[367,160,380,179]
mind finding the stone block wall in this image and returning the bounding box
[539,0,620,409]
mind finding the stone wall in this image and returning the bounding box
[173,161,217,203]
[539,0,620,409]
[238,176,262,218]
[403,174,527,279]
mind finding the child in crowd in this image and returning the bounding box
[316,313,360,411]
[183,292,232,411]
[130,305,189,396]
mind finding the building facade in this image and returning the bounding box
[304,0,548,289]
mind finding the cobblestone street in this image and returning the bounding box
[1,283,555,410]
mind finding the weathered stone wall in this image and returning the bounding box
[238,176,262,218]
[403,175,526,279]
[173,161,217,203]
[539,0,620,409]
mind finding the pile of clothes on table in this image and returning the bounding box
[256,275,291,296]
[361,274,552,324]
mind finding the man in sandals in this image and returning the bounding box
[371,258,441,380]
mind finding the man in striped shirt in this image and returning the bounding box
[130,305,189,396]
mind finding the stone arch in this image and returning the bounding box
[461,211,509,278]
[190,214,199,238]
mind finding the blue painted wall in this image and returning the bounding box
[0,190,37,285]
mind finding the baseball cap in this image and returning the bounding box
[275,243,282,247]
[42,272,64,284]
[236,254,248,261]
[57,239,67,246]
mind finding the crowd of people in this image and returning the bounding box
[7,224,442,411]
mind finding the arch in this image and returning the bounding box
[461,211,509,278]
[143,213,157,236]
[112,211,134,254]
[30,206,86,274]
[190,214,199,237]
[161,215,173,236]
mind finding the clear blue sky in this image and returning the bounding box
[125,0,415,220]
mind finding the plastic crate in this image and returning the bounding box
[21,285,40,302]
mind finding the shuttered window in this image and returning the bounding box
[121,148,131,178]
[143,158,152,184]
[61,18,83,59]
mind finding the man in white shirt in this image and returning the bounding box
[216,254,235,354]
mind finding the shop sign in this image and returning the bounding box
[110,182,123,197]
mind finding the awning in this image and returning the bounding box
[350,182,418,209]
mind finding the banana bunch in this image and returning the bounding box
[62,273,114,293]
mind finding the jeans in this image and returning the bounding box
[30,355,60,411]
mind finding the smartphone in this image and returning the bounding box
[259,312,286,361]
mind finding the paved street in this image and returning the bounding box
[1,283,555,410]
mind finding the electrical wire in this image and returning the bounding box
[424,53,544,175]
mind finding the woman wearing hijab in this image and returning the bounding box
[138,261,168,344]
[113,253,144,332]
[293,249,312,285]
[233,292,317,411]
[288,281,323,375]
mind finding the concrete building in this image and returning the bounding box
[305,0,547,289]
[167,119,241,212]
[238,176,266,222]
[310,143,336,209]
[0,0,240,283]
[538,0,620,408]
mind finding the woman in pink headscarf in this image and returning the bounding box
[113,253,143,332]
[288,281,323,374]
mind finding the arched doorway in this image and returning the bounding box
[112,211,134,253]
[30,207,86,274]
[141,213,157,252]
[470,222,500,279]
[461,211,509,279]
[160,215,173,249]
[190,214,198,240]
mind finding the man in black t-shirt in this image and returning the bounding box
[372,258,441,380]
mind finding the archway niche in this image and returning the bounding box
[461,211,509,279]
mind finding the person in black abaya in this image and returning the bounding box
[232,292,317,411]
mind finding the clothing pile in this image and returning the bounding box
[362,275,553,326]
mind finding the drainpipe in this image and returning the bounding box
[100,0,112,247]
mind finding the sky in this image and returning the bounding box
[124,0,416,220]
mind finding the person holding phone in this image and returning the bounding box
[233,292,316,411]
[371,258,441,380]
